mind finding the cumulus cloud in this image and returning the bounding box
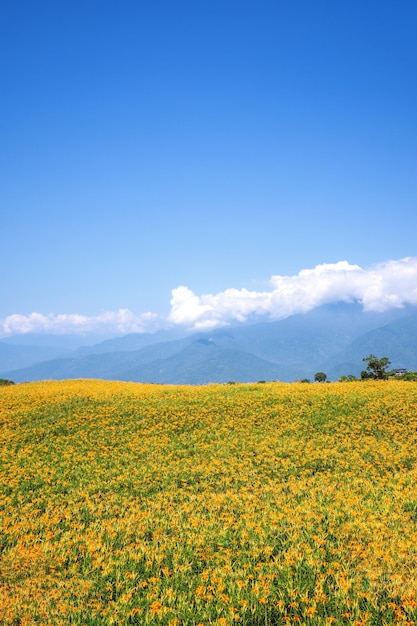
[3,257,417,337]
[0,309,162,338]
[169,257,417,330]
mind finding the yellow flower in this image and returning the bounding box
[306,606,318,617]
[149,600,163,615]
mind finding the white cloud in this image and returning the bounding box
[169,257,417,329]
[3,257,417,337]
[0,309,162,338]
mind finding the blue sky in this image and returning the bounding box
[1,1,417,335]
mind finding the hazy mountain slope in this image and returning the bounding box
[0,341,72,372]
[202,319,345,368]
[173,303,414,373]
[74,329,186,356]
[75,302,410,361]
[0,344,179,383]
[119,340,300,384]
[326,313,417,379]
[3,304,417,384]
[0,336,198,383]
[3,339,298,384]
[1,333,111,349]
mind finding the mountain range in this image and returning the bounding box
[1,302,417,384]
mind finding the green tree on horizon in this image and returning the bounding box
[361,354,391,380]
[0,378,14,386]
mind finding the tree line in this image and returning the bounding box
[312,354,417,383]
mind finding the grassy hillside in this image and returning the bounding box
[1,380,417,625]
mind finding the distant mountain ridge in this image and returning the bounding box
[0,342,72,372]
[2,303,417,384]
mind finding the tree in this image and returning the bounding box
[339,374,358,382]
[361,354,391,380]
[401,371,417,381]
[314,372,327,383]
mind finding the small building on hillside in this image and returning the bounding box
[393,368,408,376]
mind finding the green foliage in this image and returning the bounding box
[401,371,417,381]
[339,374,359,382]
[314,372,327,383]
[361,354,391,380]
[0,378,14,386]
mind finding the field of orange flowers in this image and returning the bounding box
[1,379,417,625]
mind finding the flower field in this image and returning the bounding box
[1,379,417,625]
